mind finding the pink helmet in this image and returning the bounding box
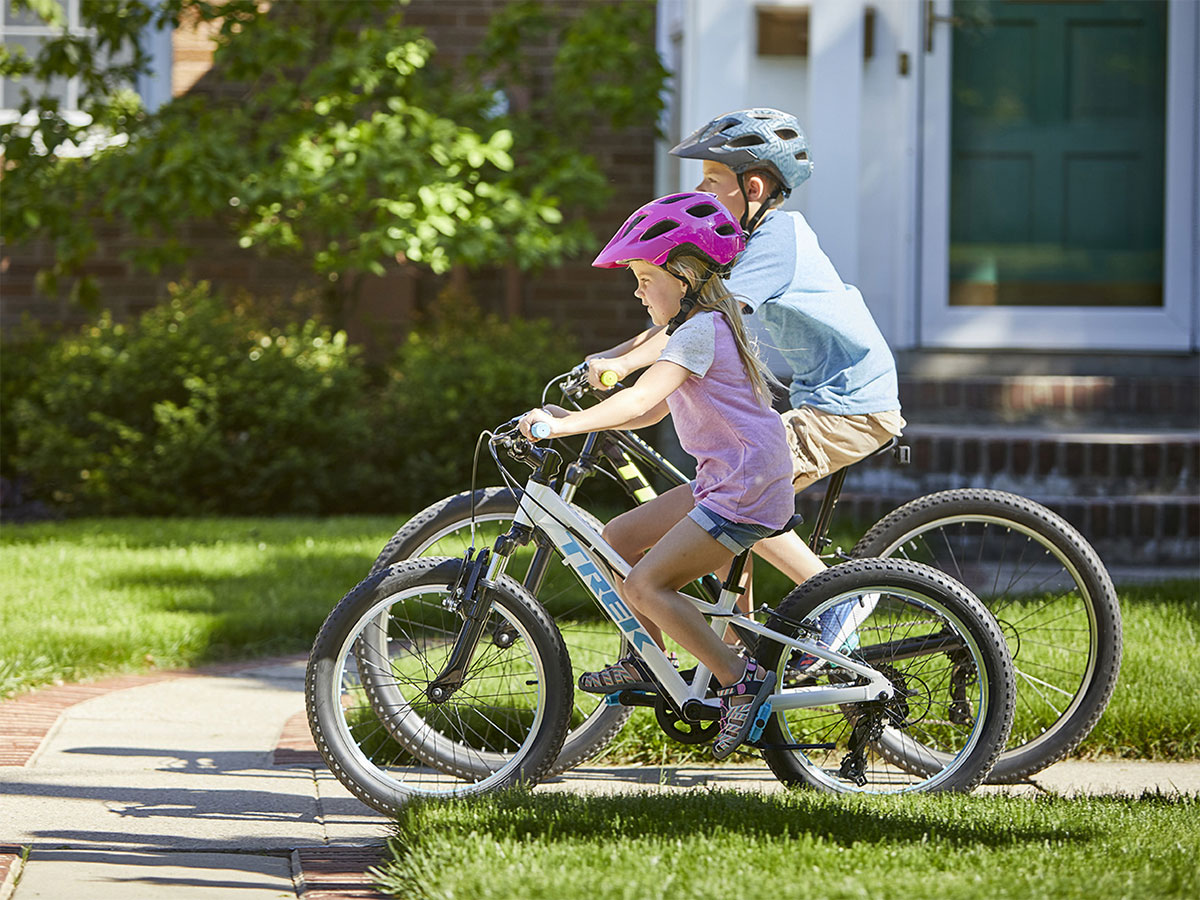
[592,192,744,269]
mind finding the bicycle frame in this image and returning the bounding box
[556,420,905,560]
[481,475,895,715]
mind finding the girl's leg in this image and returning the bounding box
[621,515,744,687]
[602,483,698,649]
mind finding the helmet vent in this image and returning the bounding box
[685,202,719,218]
[619,214,647,239]
[659,193,690,204]
[775,128,799,141]
[727,135,766,148]
[795,151,808,160]
[641,220,681,241]
[715,224,736,236]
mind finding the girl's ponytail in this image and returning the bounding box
[664,252,782,408]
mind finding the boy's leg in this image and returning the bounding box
[768,406,905,652]
[752,529,826,585]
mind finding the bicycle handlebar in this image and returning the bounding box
[553,363,621,402]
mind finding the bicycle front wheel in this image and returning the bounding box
[853,489,1121,782]
[759,558,1015,794]
[367,487,632,776]
[306,557,573,814]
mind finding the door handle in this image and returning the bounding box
[924,0,963,52]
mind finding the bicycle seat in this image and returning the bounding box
[766,513,805,539]
[865,436,911,465]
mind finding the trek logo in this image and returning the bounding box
[559,538,654,652]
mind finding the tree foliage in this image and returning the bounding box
[0,0,667,309]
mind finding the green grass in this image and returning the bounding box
[0,516,398,696]
[1,518,1197,761]
[372,789,1200,900]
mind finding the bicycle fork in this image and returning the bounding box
[425,547,502,703]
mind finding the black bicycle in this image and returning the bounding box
[369,365,1121,784]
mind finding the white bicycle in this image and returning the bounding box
[306,416,1016,815]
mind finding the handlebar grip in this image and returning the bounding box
[530,421,552,440]
[599,370,619,388]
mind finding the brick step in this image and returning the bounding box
[795,489,1199,567]
[854,425,1199,496]
[898,374,1199,428]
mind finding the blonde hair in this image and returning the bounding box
[664,251,782,407]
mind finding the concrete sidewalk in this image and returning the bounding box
[2,658,1197,899]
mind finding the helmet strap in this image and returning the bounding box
[663,266,707,335]
[666,294,697,335]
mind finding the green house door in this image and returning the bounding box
[919,0,1197,349]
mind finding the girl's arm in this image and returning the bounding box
[585,326,669,388]
[521,359,687,440]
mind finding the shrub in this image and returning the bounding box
[6,283,581,516]
[10,282,376,515]
[371,291,580,511]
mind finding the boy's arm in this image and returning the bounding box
[586,326,669,387]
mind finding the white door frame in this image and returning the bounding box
[918,0,1198,351]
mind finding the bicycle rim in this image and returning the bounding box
[761,569,1008,793]
[372,491,629,771]
[322,581,552,798]
[855,495,1120,781]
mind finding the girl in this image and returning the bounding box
[518,191,793,759]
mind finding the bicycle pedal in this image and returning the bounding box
[604,690,657,708]
[747,700,773,744]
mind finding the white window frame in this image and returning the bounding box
[917,0,1199,352]
[1,0,172,153]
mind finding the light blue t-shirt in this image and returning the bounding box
[726,210,900,415]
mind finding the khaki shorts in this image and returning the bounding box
[781,406,906,492]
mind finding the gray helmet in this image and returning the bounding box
[670,108,813,194]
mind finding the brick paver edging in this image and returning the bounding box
[294,848,390,899]
[0,655,306,767]
[0,845,24,899]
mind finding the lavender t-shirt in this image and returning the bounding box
[659,310,794,530]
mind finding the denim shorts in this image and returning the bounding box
[688,504,778,554]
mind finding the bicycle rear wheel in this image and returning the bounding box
[368,488,630,776]
[759,558,1015,793]
[306,557,573,814]
[853,489,1121,782]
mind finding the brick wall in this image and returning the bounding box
[0,0,658,354]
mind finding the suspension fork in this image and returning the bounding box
[425,547,497,703]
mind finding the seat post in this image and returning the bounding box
[721,549,751,594]
[807,466,849,553]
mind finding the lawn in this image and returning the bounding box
[371,789,1199,900]
[1,517,1197,760]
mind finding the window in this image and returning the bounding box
[1,0,171,139]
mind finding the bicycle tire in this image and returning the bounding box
[306,556,573,814]
[759,558,1015,793]
[367,487,632,776]
[852,488,1121,783]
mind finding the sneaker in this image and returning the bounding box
[712,660,776,760]
[578,656,658,694]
